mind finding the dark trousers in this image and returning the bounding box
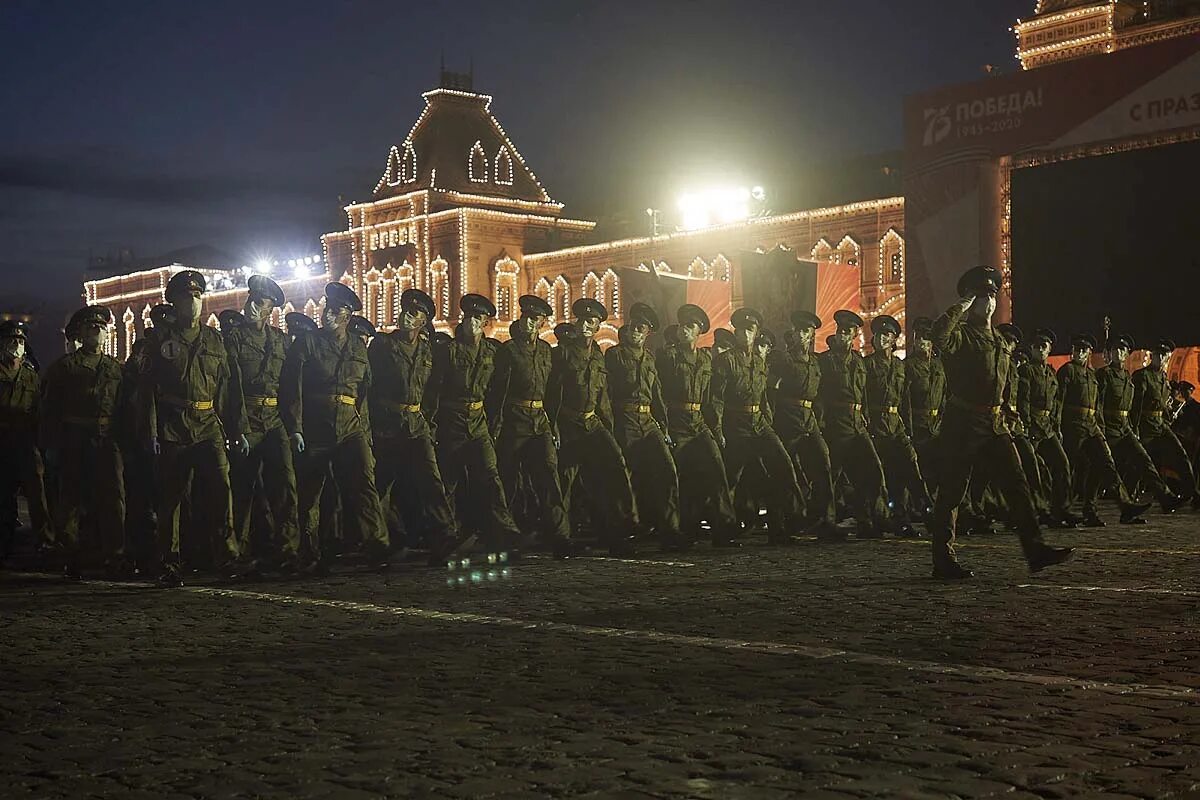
[1033,435,1073,516]
[0,434,52,552]
[157,437,237,566]
[827,431,888,528]
[297,431,387,560]
[55,429,125,566]
[1063,428,1133,514]
[376,432,458,548]
[1141,429,1196,499]
[874,433,929,518]
[230,425,299,561]
[723,428,804,526]
[497,430,570,542]
[778,429,836,526]
[559,425,639,537]
[438,434,521,547]
[617,424,681,539]
[674,430,737,537]
[1108,431,1168,500]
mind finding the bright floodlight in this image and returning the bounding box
[294,263,310,279]
[677,187,753,231]
[254,259,272,274]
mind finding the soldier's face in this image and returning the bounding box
[679,322,700,346]
[172,289,203,323]
[1033,341,1050,363]
[1154,351,1170,371]
[833,327,856,351]
[969,292,997,320]
[1113,346,1130,364]
[757,340,771,359]
[79,321,104,348]
[1072,345,1091,364]
[1,335,23,360]
[466,313,487,338]
[628,321,650,347]
[875,331,896,350]
[794,326,814,350]
[734,324,757,351]
[915,337,933,358]
[244,295,274,322]
[323,304,351,329]
[517,314,544,338]
[399,307,427,332]
[579,315,601,339]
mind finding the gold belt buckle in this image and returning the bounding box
[514,399,544,409]
[886,405,900,414]
[332,395,357,406]
[625,402,651,414]
[246,396,278,407]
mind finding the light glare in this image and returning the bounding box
[677,187,753,231]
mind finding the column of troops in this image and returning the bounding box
[2,265,1197,585]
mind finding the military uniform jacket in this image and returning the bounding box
[1096,363,1136,439]
[367,331,435,440]
[656,344,716,439]
[816,349,870,438]
[427,327,497,442]
[930,304,1012,435]
[224,324,288,435]
[487,334,554,439]
[710,346,772,441]
[767,345,821,437]
[139,324,240,445]
[546,337,613,439]
[1131,366,1173,438]
[281,328,372,447]
[605,343,668,442]
[1056,361,1103,438]
[1018,361,1061,443]
[863,349,908,438]
[904,354,945,437]
[0,358,40,437]
[39,349,123,445]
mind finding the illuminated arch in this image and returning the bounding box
[385,146,402,187]
[552,275,570,325]
[711,254,731,282]
[468,141,487,183]
[494,148,514,185]
[494,257,520,320]
[401,142,417,183]
[879,228,905,287]
[601,269,620,318]
[582,271,601,301]
[687,257,711,280]
[429,257,450,320]
[534,277,552,305]
[836,235,861,267]
[123,307,136,361]
[810,238,834,262]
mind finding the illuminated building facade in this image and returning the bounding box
[1015,1,1200,71]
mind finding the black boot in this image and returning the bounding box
[1080,511,1106,528]
[1027,543,1075,573]
[932,561,974,580]
[1119,501,1153,524]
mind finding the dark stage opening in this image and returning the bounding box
[1010,137,1200,352]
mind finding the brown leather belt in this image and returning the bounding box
[511,399,543,409]
[328,394,357,406]
[245,395,278,407]
[672,402,702,413]
[623,402,651,414]
[162,396,214,411]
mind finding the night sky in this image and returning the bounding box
[1,0,1032,313]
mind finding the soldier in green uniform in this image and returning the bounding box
[138,270,247,586]
[904,317,945,496]
[1018,328,1080,528]
[39,306,126,577]
[1097,334,1184,514]
[710,307,805,545]
[223,275,299,570]
[818,310,889,539]
[349,315,376,346]
[991,325,1050,522]
[547,298,640,555]
[928,266,1073,579]
[864,314,930,536]
[1058,334,1154,527]
[768,310,840,541]
[368,288,460,561]
[427,294,524,553]
[605,302,682,549]
[281,282,390,572]
[657,304,738,548]
[0,320,54,563]
[1133,339,1196,502]
[486,294,573,556]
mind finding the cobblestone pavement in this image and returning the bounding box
[4,511,1200,799]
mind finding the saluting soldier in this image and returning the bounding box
[928,266,1073,579]
[817,310,889,539]
[281,282,390,572]
[606,302,682,549]
[0,320,54,563]
[709,307,806,545]
[138,270,247,586]
[864,314,930,536]
[223,275,299,570]
[1097,334,1184,514]
[486,295,573,556]
[657,303,738,548]
[1058,334,1153,527]
[368,289,460,561]
[546,298,640,555]
[1133,339,1196,502]
[39,306,126,578]
[1018,328,1080,528]
[904,317,945,493]
[768,310,839,541]
[427,294,524,553]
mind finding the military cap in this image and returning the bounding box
[1155,338,1177,354]
[956,265,1002,298]
[284,312,318,334]
[627,302,659,330]
[712,328,735,350]
[757,328,777,349]
[165,269,206,299]
[324,281,363,313]
[218,309,247,332]
[1071,333,1098,351]
[833,309,864,331]
[1032,327,1057,346]
[1014,344,1033,361]
[1111,333,1135,351]
[996,323,1023,344]
[572,297,608,322]
[460,293,497,319]
[1176,380,1195,396]
[348,315,377,340]
[431,331,453,346]
[0,320,28,339]
[553,322,579,342]
[247,274,285,307]
[518,294,553,318]
[149,304,177,328]
[661,323,680,347]
[398,288,436,320]
[911,316,934,339]
[870,314,901,337]
[790,310,822,331]
[730,307,764,330]
[676,304,710,334]
[66,305,114,336]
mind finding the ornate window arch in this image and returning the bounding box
[141,304,153,330]
[836,235,861,267]
[879,228,905,286]
[810,238,834,262]
[494,148,514,185]
[710,254,731,282]
[304,298,320,322]
[601,269,620,318]
[534,277,552,306]
[494,257,520,320]
[468,141,488,183]
[123,307,136,361]
[552,275,570,325]
[385,146,402,187]
[428,257,450,320]
[279,302,296,334]
[687,257,711,280]
[582,271,601,301]
[401,143,417,183]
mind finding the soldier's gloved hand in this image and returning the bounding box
[664,432,675,448]
[552,432,561,450]
[291,432,306,454]
[716,434,726,450]
[237,434,250,457]
[149,436,161,456]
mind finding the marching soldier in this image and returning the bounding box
[818,310,889,539]
[995,326,1048,522]
[39,306,126,577]
[223,275,299,570]
[709,307,806,545]
[281,282,390,572]
[427,294,524,553]
[486,295,573,556]
[546,298,640,555]
[0,320,53,563]
[1058,334,1153,527]
[1097,334,1184,513]
[928,266,1073,578]
[138,270,246,586]
[1133,339,1196,502]
[864,314,929,536]
[349,315,376,346]
[768,310,840,540]
[904,317,945,494]
[368,289,460,562]
[657,303,738,547]
[1019,328,1080,528]
[606,302,682,549]
[285,312,319,339]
